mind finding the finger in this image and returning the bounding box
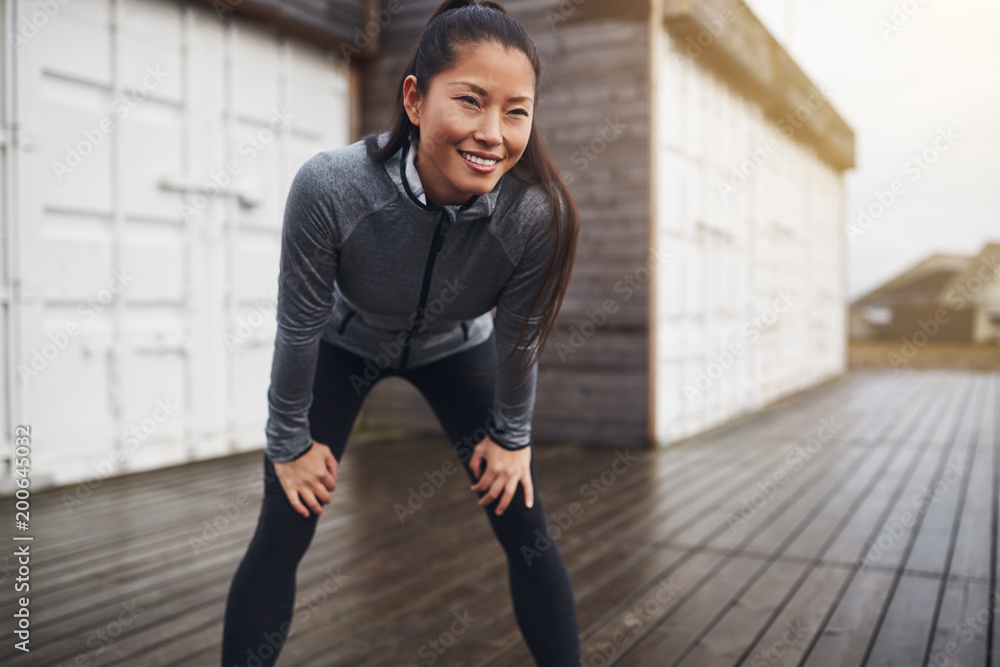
[302,489,324,516]
[495,478,520,516]
[469,447,482,480]
[313,480,333,506]
[286,490,311,519]
[321,466,338,492]
[524,476,534,509]
[478,476,506,508]
[471,466,495,493]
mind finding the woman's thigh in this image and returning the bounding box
[401,332,505,475]
[403,333,554,552]
[247,339,375,559]
[306,338,384,463]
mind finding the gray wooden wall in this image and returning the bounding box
[355,0,654,449]
[184,0,374,48]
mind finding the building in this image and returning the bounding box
[850,242,1000,343]
[1,0,853,493]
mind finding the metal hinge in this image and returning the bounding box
[158,176,262,208]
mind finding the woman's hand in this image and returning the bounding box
[272,440,339,518]
[469,436,534,516]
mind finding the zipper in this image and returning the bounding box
[400,210,451,369]
[337,309,356,335]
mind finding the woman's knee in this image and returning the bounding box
[483,495,556,554]
[257,457,321,536]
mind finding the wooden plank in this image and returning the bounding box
[577,549,730,665]
[621,378,925,663]
[924,371,996,664]
[820,372,971,567]
[946,373,996,583]
[755,438,895,563]
[646,380,888,548]
[697,378,948,665]
[865,374,988,666]
[557,377,914,663]
[668,375,924,551]
[801,567,899,667]
[865,573,950,666]
[926,576,992,666]
[905,381,985,575]
[622,553,789,662]
[800,372,982,666]
[734,563,853,667]
[674,558,821,665]
[641,450,865,660]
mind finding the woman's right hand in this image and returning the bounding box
[272,440,339,518]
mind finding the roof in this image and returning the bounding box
[853,242,1000,308]
[940,243,1000,307]
[662,0,855,171]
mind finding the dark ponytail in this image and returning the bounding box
[364,0,579,387]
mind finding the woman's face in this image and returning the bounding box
[403,40,535,207]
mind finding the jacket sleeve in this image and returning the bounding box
[264,154,340,462]
[486,210,558,451]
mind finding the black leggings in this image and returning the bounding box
[221,331,581,666]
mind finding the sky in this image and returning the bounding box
[742,0,1000,300]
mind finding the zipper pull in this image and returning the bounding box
[432,216,450,253]
[431,229,445,253]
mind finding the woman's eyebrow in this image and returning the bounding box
[448,80,533,104]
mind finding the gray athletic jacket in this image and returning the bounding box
[263,130,558,462]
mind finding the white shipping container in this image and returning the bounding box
[2,0,351,492]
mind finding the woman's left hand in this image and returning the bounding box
[469,436,534,516]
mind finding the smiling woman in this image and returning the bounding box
[400,40,536,205]
[221,1,582,666]
[368,0,578,391]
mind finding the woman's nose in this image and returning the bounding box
[474,111,502,146]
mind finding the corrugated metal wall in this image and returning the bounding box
[6,0,351,490]
[653,25,847,443]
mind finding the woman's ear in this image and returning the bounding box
[402,75,422,128]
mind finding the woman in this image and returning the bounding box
[221,1,581,664]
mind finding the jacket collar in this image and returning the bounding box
[379,130,501,223]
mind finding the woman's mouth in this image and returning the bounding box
[458,149,500,174]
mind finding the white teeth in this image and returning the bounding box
[459,150,498,166]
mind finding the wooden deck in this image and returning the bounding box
[2,369,998,666]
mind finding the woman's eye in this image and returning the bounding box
[511,108,529,117]
[459,95,479,107]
